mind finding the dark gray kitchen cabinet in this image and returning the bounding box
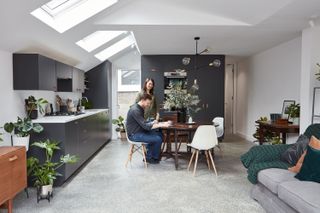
[56,61,72,79]
[73,67,85,93]
[29,111,111,186]
[13,54,57,91]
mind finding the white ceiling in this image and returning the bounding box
[0,0,319,71]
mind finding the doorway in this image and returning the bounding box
[225,64,235,134]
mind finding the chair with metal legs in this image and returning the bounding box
[124,122,148,168]
[187,125,218,176]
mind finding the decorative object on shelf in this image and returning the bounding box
[315,63,320,80]
[4,117,43,151]
[270,113,282,123]
[163,81,201,123]
[281,100,295,119]
[112,116,126,140]
[27,139,78,203]
[287,103,300,125]
[25,96,48,119]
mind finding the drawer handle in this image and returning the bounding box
[9,155,18,162]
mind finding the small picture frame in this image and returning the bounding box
[282,100,295,119]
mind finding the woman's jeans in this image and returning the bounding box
[129,130,163,160]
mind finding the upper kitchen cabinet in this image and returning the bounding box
[13,54,57,91]
[73,67,85,93]
[56,61,72,79]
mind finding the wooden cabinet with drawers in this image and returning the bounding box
[0,146,27,213]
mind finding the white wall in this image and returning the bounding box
[236,37,302,143]
[300,26,320,133]
[0,49,81,146]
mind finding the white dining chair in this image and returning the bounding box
[187,125,218,176]
[124,122,148,168]
[213,117,224,152]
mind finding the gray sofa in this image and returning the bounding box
[251,168,320,213]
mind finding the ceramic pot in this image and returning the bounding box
[40,185,53,197]
[12,135,30,151]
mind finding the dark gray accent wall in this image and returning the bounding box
[141,55,225,123]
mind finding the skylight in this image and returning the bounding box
[95,35,135,61]
[76,31,126,52]
[31,0,118,33]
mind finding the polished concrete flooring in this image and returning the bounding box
[5,135,264,213]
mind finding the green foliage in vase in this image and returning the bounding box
[163,81,201,116]
[287,103,300,118]
[25,96,48,117]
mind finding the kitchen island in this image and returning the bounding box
[29,109,111,186]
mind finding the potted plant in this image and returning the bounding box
[27,139,77,202]
[4,117,43,151]
[287,103,300,125]
[25,96,48,119]
[112,116,126,140]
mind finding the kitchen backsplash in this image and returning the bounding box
[16,90,82,113]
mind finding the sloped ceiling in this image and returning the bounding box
[0,0,319,71]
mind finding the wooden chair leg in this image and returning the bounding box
[193,150,199,176]
[205,151,211,170]
[208,150,218,176]
[141,144,148,168]
[125,144,134,168]
[187,149,196,171]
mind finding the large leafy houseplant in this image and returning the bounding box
[27,139,77,198]
[4,117,43,151]
[287,103,300,125]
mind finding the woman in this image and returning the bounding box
[135,78,158,120]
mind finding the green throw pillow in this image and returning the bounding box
[295,146,320,183]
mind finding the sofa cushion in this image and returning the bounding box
[295,146,320,183]
[258,168,296,194]
[278,181,320,213]
[281,134,309,165]
[289,136,320,173]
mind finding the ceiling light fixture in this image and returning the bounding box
[31,0,118,33]
[76,31,126,52]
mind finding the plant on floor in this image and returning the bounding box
[112,116,125,132]
[270,136,282,145]
[27,139,78,198]
[25,96,48,119]
[4,117,44,151]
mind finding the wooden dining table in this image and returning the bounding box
[160,122,216,170]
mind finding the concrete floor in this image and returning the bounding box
[4,135,264,213]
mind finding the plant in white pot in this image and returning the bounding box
[112,116,126,140]
[27,139,78,202]
[287,103,300,125]
[4,117,43,151]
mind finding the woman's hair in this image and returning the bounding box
[143,78,155,95]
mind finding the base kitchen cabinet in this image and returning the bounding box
[28,110,111,186]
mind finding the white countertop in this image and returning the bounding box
[32,109,109,123]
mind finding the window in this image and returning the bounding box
[31,0,118,33]
[118,69,141,92]
[76,31,126,52]
[95,35,135,61]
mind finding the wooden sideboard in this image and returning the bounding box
[0,146,27,213]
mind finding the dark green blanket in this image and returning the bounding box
[240,144,291,184]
